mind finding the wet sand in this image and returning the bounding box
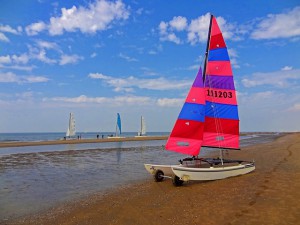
[0,136,168,148]
[6,133,300,225]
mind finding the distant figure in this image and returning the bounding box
[64,137,66,140]
[102,134,104,139]
[77,135,80,140]
[97,134,99,139]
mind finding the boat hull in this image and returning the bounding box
[144,164,175,176]
[171,163,255,181]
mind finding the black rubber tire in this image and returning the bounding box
[172,175,184,186]
[154,170,164,182]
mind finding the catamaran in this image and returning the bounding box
[108,113,124,138]
[66,112,76,139]
[145,14,255,186]
[136,116,146,137]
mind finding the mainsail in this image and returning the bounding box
[66,112,76,137]
[140,116,146,136]
[202,15,239,150]
[116,113,122,136]
[166,14,239,156]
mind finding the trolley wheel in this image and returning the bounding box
[154,170,164,182]
[172,175,184,186]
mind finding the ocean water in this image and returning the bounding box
[0,132,169,142]
[0,132,281,221]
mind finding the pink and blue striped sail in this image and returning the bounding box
[165,67,206,156]
[203,16,239,149]
[166,15,239,156]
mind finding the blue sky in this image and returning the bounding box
[0,0,300,133]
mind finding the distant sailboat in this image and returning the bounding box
[108,113,124,138]
[116,113,122,137]
[66,112,76,138]
[136,116,146,137]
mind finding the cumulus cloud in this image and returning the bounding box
[251,6,300,39]
[169,16,188,31]
[158,13,236,45]
[158,21,181,44]
[241,68,300,88]
[88,72,191,92]
[25,22,47,36]
[48,0,130,35]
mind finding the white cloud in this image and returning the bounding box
[59,54,83,65]
[0,25,21,34]
[0,72,19,82]
[0,72,49,83]
[45,95,153,106]
[36,40,59,50]
[0,64,34,72]
[158,13,236,45]
[251,6,300,39]
[187,13,211,44]
[0,55,11,64]
[48,0,130,35]
[157,98,183,107]
[158,19,182,44]
[119,53,138,62]
[90,52,97,58]
[12,54,29,64]
[33,49,57,64]
[25,76,49,83]
[169,16,188,31]
[88,73,108,79]
[25,21,47,36]
[281,66,293,71]
[242,68,300,88]
[0,54,30,65]
[0,33,9,42]
[88,72,191,92]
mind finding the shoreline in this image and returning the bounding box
[0,135,168,148]
[6,132,300,225]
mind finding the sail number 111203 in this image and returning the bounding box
[207,89,233,98]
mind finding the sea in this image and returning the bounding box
[0,132,281,221]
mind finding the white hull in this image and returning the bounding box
[172,163,255,181]
[144,164,175,176]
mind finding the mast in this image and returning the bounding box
[202,14,214,82]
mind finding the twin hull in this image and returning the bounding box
[144,163,255,181]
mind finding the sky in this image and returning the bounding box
[0,0,300,133]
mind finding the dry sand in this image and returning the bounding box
[0,136,168,148]
[6,133,300,225]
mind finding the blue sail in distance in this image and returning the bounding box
[117,113,122,134]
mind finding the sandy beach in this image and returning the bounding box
[5,133,300,225]
[0,136,168,148]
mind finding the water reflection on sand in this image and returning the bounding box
[0,134,280,220]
